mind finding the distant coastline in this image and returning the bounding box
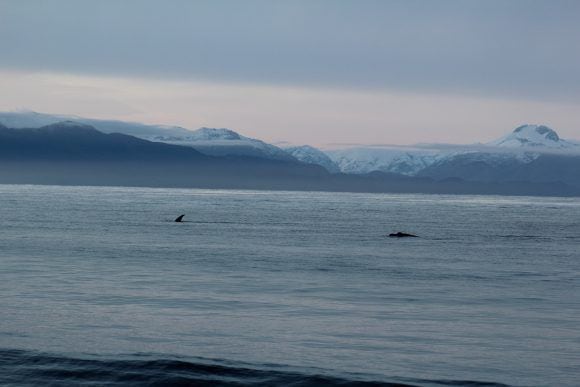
[1,117,579,198]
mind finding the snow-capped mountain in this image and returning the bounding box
[418,149,580,188]
[283,145,340,173]
[144,127,296,162]
[326,147,439,176]
[0,111,296,162]
[324,124,579,176]
[489,124,578,149]
[0,110,191,137]
[2,111,578,185]
[417,125,580,187]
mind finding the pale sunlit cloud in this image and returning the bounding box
[1,70,579,147]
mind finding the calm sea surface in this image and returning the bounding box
[1,184,579,386]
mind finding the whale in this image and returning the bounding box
[174,214,185,222]
[388,232,418,238]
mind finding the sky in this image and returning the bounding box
[1,0,579,146]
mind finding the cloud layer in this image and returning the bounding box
[2,70,579,146]
[2,0,580,102]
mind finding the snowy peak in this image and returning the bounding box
[490,124,572,149]
[188,127,242,141]
[146,127,244,142]
[327,147,439,176]
[146,127,297,162]
[515,125,559,141]
[284,145,340,173]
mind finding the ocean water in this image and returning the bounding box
[0,184,579,386]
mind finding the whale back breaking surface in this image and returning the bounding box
[389,232,418,238]
[174,214,185,222]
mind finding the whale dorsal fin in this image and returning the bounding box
[175,214,185,222]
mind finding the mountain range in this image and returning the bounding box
[325,124,580,189]
[0,111,579,196]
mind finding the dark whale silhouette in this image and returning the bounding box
[389,232,418,238]
[174,214,185,222]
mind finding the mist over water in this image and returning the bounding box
[1,185,579,386]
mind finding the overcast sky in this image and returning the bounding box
[1,0,579,146]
